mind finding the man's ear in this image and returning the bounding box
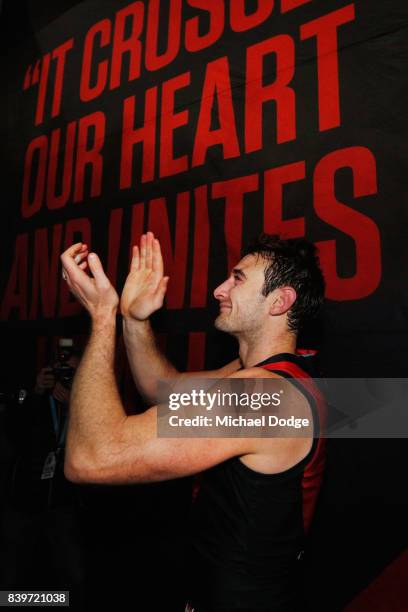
[269,287,297,316]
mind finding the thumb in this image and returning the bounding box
[88,253,110,288]
[155,276,169,300]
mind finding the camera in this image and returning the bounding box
[52,339,76,389]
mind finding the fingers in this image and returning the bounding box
[60,244,119,314]
[42,380,55,388]
[152,237,164,276]
[74,249,88,265]
[145,232,154,268]
[61,243,89,281]
[154,276,170,301]
[87,253,110,289]
[76,250,89,272]
[53,383,69,403]
[65,234,164,288]
[131,245,140,270]
[136,232,157,270]
[140,234,146,269]
[38,369,55,389]
[62,243,87,258]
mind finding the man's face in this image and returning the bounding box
[213,254,270,335]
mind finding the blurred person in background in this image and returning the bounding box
[0,340,86,607]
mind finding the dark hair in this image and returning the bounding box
[243,234,325,332]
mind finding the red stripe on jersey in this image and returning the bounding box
[261,360,327,533]
[296,348,318,356]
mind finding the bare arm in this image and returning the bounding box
[60,243,254,481]
[61,244,312,485]
[66,319,310,485]
[121,232,240,404]
[64,313,256,484]
[122,317,176,403]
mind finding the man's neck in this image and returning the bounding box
[238,332,297,369]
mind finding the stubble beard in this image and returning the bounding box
[215,296,268,339]
[214,308,258,336]
[214,307,240,334]
[214,311,230,332]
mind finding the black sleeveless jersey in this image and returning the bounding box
[187,352,327,612]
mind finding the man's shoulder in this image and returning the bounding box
[226,366,282,379]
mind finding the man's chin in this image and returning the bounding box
[214,314,232,332]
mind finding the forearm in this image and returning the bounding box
[66,313,125,473]
[123,317,178,404]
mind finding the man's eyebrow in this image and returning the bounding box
[232,268,247,279]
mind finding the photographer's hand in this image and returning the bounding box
[52,381,70,404]
[61,243,119,321]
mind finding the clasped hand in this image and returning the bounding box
[60,232,169,321]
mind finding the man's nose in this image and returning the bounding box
[213,277,233,301]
